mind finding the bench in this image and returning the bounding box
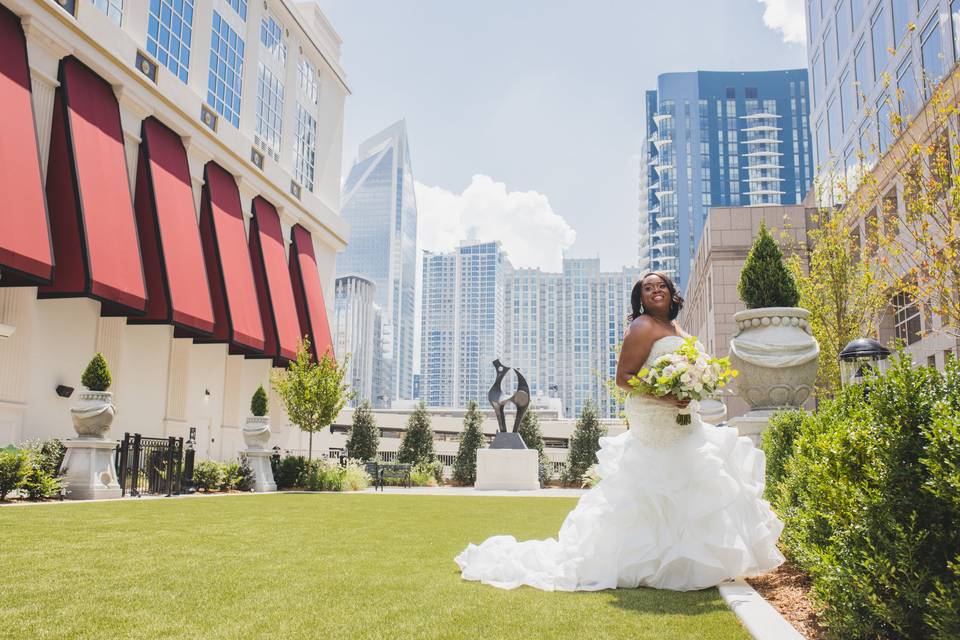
[364,462,412,491]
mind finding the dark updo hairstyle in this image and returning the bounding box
[629,271,684,321]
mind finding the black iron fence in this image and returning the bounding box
[116,433,184,497]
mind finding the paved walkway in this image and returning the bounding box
[353,486,587,498]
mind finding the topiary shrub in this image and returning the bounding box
[397,401,435,465]
[192,460,223,492]
[0,450,29,501]
[563,400,605,486]
[452,401,485,485]
[772,351,960,638]
[345,400,379,462]
[81,353,112,391]
[517,411,552,486]
[737,220,800,309]
[250,385,268,417]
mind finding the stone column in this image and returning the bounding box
[21,16,72,181]
[115,87,153,195]
[184,137,213,217]
[0,288,35,444]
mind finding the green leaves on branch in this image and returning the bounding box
[345,400,379,462]
[270,338,352,461]
[738,221,800,309]
[397,401,435,465]
[563,400,605,486]
[452,400,485,485]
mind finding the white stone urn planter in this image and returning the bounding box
[729,307,819,410]
[242,417,276,492]
[243,417,271,450]
[70,391,116,438]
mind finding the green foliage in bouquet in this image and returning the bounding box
[737,221,800,309]
[81,353,112,392]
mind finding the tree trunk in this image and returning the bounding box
[308,431,313,462]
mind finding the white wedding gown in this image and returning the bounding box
[455,335,785,592]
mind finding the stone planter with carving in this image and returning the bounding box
[729,307,819,410]
[243,417,271,451]
[70,391,116,439]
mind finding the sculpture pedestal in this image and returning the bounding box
[245,449,277,492]
[475,448,539,491]
[727,410,775,445]
[60,438,122,500]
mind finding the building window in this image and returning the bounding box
[871,5,889,82]
[260,11,286,66]
[894,291,922,345]
[207,12,244,128]
[827,94,841,152]
[255,66,283,160]
[93,0,122,25]
[298,56,320,105]
[294,104,317,191]
[854,38,872,102]
[840,67,854,133]
[953,0,960,62]
[876,97,893,154]
[824,25,837,83]
[921,16,945,95]
[891,0,911,48]
[836,0,851,54]
[897,59,917,118]
[226,0,247,20]
[147,0,193,83]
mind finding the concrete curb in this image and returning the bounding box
[719,578,803,640]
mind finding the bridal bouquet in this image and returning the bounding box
[627,337,737,425]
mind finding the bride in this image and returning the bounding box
[455,271,784,592]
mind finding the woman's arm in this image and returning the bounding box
[615,316,657,392]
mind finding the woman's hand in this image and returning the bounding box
[660,394,690,409]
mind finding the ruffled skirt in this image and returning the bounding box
[454,418,784,592]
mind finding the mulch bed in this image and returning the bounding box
[746,560,827,639]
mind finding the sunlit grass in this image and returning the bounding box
[0,494,748,639]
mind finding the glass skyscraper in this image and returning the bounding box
[805,0,959,180]
[337,121,418,407]
[641,70,814,292]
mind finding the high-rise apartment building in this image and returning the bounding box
[805,0,957,177]
[337,121,418,407]
[419,241,510,408]
[641,70,814,292]
[506,260,642,420]
[333,275,378,406]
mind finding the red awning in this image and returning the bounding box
[39,57,146,314]
[131,117,215,336]
[197,162,265,354]
[0,7,52,286]
[289,224,334,360]
[249,197,301,364]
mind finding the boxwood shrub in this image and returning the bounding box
[763,352,960,639]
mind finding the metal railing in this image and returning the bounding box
[116,433,184,497]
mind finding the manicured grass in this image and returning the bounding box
[0,494,749,640]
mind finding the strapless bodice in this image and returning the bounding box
[626,335,699,446]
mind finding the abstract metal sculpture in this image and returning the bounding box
[487,359,531,449]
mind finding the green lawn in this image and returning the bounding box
[0,494,748,640]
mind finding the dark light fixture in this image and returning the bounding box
[839,337,892,387]
[55,385,74,398]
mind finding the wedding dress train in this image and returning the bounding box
[455,335,784,592]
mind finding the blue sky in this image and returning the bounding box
[318,0,807,271]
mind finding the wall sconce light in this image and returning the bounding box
[0,323,14,339]
[56,385,75,398]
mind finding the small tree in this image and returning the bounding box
[250,385,268,417]
[563,400,605,486]
[452,400,485,485]
[345,400,379,462]
[738,220,800,309]
[81,353,112,391]
[397,401,435,464]
[270,338,352,461]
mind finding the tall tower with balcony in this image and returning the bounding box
[639,70,814,292]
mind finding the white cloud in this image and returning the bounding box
[414,175,576,272]
[757,0,806,44]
